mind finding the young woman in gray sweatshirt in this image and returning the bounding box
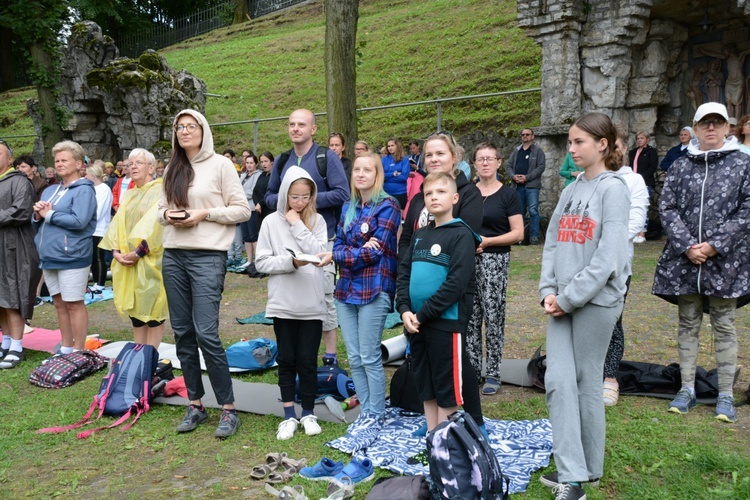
[538,113,630,500]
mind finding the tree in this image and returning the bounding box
[0,0,67,166]
[324,0,359,149]
[232,0,250,24]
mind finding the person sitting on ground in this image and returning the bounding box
[256,167,328,441]
[85,162,113,294]
[653,102,750,424]
[660,127,695,171]
[33,140,97,354]
[0,140,41,369]
[13,155,47,200]
[396,172,479,438]
[100,148,167,348]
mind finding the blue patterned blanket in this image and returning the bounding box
[326,407,552,494]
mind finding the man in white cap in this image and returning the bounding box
[652,102,750,424]
[728,117,738,138]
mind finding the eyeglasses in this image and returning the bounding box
[521,133,533,137]
[695,118,727,129]
[127,160,150,167]
[289,195,312,202]
[475,157,498,164]
[174,123,201,133]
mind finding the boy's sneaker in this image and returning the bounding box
[540,472,599,488]
[176,405,208,432]
[214,409,240,438]
[715,395,737,423]
[552,483,586,500]
[300,414,322,436]
[299,457,344,480]
[333,457,375,484]
[668,388,697,414]
[277,418,299,440]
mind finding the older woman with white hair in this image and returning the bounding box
[660,127,695,171]
[33,140,97,354]
[100,148,167,347]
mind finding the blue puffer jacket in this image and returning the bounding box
[34,178,97,269]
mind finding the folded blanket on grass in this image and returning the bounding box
[236,312,274,325]
[326,407,551,494]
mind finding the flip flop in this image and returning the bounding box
[264,483,308,499]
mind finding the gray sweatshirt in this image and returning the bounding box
[539,170,631,313]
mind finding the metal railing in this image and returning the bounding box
[211,87,543,154]
[252,0,309,18]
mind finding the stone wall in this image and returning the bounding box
[516,0,750,218]
[29,21,206,163]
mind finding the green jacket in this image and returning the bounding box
[559,152,583,187]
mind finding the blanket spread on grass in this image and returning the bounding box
[237,310,404,329]
[326,407,551,494]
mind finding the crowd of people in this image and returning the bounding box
[0,102,748,500]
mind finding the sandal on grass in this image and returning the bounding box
[280,457,307,473]
[322,476,355,500]
[481,377,501,395]
[603,381,619,406]
[265,452,288,471]
[250,463,274,480]
[264,483,308,499]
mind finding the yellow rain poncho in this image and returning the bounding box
[100,178,168,323]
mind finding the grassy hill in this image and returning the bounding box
[0,0,541,160]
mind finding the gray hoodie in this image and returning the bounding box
[255,166,328,321]
[539,170,631,313]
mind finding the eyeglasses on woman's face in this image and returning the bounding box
[174,123,201,134]
[695,117,727,130]
[475,157,498,164]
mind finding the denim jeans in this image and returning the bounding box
[516,186,540,238]
[336,293,391,417]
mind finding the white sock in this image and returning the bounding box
[1,335,10,350]
[60,346,75,354]
[9,339,22,353]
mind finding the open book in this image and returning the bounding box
[285,247,323,264]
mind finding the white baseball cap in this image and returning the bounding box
[728,117,738,126]
[693,102,729,123]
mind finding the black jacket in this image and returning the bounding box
[628,145,659,188]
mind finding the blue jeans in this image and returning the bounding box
[336,293,391,417]
[516,186,540,238]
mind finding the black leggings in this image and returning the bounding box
[91,236,108,287]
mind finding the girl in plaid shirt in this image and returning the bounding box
[319,152,400,432]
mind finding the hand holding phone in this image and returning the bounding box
[168,210,190,220]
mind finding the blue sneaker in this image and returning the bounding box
[299,457,344,480]
[668,388,697,414]
[715,394,737,423]
[333,457,375,484]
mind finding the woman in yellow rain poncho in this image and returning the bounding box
[100,148,167,347]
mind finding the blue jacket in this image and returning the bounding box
[381,155,410,196]
[34,178,97,269]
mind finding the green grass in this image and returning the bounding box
[0,0,541,160]
[0,241,748,498]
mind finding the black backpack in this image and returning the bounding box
[426,411,509,500]
[389,343,424,414]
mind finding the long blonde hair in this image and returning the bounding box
[344,152,391,231]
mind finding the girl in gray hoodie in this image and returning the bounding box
[538,113,630,500]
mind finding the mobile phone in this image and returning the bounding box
[168,210,190,220]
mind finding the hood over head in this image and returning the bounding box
[276,165,318,214]
[172,109,214,164]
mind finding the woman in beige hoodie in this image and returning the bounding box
[157,109,251,439]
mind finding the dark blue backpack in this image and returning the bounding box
[38,343,159,439]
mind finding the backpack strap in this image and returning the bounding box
[36,373,116,434]
[77,380,152,438]
[315,146,329,190]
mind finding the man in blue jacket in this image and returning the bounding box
[266,109,350,367]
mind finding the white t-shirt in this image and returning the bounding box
[93,182,113,237]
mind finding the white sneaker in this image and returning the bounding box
[276,418,299,440]
[300,414,322,436]
[634,235,646,244]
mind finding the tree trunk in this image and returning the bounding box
[324,0,359,149]
[232,0,250,24]
[29,41,63,167]
[0,29,17,91]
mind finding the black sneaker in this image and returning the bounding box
[176,405,208,433]
[34,297,44,307]
[552,483,586,500]
[406,448,429,466]
[541,472,599,488]
[214,409,240,438]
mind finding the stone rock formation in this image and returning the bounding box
[29,21,206,162]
